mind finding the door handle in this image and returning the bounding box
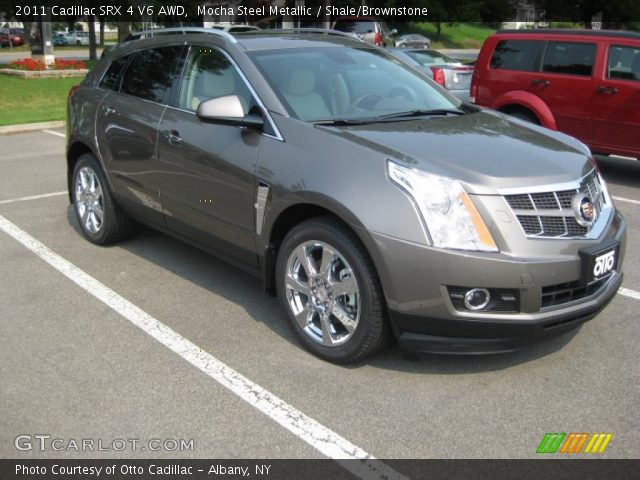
[597,86,618,95]
[164,130,182,145]
[531,79,550,87]
[103,106,116,116]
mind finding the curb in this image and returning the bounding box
[0,68,88,78]
[0,121,65,135]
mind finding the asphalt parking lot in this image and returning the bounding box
[1,128,638,466]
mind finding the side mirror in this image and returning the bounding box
[196,95,263,130]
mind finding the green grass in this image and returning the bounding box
[401,22,496,49]
[0,75,82,126]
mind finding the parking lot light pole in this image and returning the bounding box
[30,17,55,68]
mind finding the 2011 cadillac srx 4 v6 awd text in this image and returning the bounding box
[66,29,626,363]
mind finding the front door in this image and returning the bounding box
[157,45,261,267]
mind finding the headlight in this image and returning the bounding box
[387,161,498,252]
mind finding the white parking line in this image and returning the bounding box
[43,129,66,138]
[613,196,640,206]
[0,191,67,205]
[619,288,640,301]
[0,213,405,480]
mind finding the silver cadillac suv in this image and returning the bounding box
[66,28,626,363]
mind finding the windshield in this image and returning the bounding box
[250,47,458,122]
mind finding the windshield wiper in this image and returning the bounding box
[312,118,371,126]
[375,109,465,120]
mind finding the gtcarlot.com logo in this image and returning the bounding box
[15,434,194,452]
[536,432,613,454]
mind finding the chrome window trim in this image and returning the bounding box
[171,43,283,142]
[96,42,283,142]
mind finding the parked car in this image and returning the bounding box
[394,33,431,48]
[207,24,261,33]
[67,29,625,363]
[0,28,25,47]
[331,16,396,47]
[387,48,474,101]
[53,32,69,46]
[9,27,26,42]
[66,31,90,46]
[473,29,640,160]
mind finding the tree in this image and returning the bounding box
[87,14,97,60]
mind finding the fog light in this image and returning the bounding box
[448,287,520,313]
[463,288,491,311]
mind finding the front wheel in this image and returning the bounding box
[276,217,390,363]
[507,109,540,125]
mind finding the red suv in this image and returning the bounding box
[472,29,640,159]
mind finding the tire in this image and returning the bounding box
[508,109,540,125]
[71,153,133,245]
[276,216,390,364]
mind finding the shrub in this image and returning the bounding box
[6,58,87,71]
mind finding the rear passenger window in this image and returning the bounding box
[490,40,542,71]
[121,46,184,104]
[608,45,640,81]
[542,42,596,76]
[100,55,129,91]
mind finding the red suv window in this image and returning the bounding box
[542,42,596,76]
[490,40,542,71]
[607,45,640,81]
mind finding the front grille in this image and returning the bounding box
[504,172,606,238]
[516,215,588,236]
[541,276,610,308]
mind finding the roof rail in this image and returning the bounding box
[123,27,238,44]
[246,28,365,42]
[496,28,640,39]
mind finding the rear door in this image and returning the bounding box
[531,40,598,143]
[591,43,640,158]
[96,45,184,224]
[157,45,262,267]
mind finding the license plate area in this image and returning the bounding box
[579,240,619,284]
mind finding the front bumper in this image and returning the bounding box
[392,271,622,354]
[366,211,626,354]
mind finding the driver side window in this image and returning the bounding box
[178,46,253,113]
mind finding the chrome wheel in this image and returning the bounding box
[74,166,104,234]
[285,241,360,346]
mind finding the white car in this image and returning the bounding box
[66,31,90,46]
[207,24,261,33]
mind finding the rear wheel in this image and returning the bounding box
[276,217,390,363]
[71,153,133,245]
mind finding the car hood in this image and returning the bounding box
[318,111,593,194]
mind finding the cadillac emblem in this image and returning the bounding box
[572,192,597,227]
